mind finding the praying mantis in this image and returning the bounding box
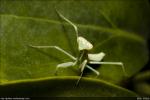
[29,10,126,85]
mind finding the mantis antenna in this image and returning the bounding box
[55,9,79,39]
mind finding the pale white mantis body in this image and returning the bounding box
[30,10,126,85]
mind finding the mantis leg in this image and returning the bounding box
[55,9,79,38]
[55,62,75,74]
[86,65,100,76]
[29,45,76,61]
[89,61,127,76]
[76,59,87,86]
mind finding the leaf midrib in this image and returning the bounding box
[0,76,137,96]
[0,14,144,43]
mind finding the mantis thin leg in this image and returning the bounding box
[86,65,100,76]
[55,10,79,38]
[89,61,127,76]
[29,45,76,61]
[76,60,87,86]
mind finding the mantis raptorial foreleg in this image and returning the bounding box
[55,62,75,74]
[76,59,88,85]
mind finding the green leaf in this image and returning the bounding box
[1,0,150,38]
[0,77,137,97]
[133,70,150,96]
[0,0,149,95]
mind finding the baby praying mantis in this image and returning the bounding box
[29,10,126,85]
